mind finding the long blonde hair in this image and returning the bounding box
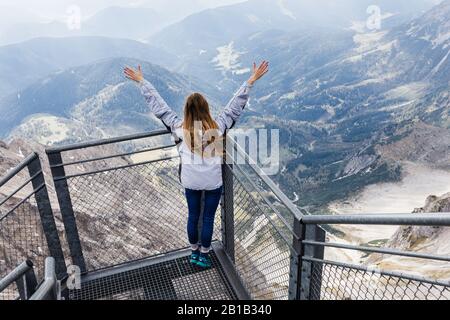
[183,93,223,157]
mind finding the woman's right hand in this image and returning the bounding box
[124,65,144,83]
[247,61,269,86]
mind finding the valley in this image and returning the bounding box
[330,162,450,215]
[0,0,449,221]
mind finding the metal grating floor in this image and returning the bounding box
[68,251,238,300]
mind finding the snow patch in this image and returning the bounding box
[258,92,277,103]
[406,23,419,36]
[350,13,395,34]
[385,82,429,101]
[167,83,182,93]
[429,48,450,76]
[279,92,298,101]
[14,115,70,146]
[248,32,263,41]
[277,0,296,20]
[212,42,240,71]
[72,83,124,118]
[211,42,249,75]
[246,14,260,23]
[234,68,251,75]
[418,30,450,49]
[16,147,24,158]
[353,31,388,52]
[349,20,366,33]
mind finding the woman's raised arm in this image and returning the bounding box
[216,61,269,134]
[124,66,182,134]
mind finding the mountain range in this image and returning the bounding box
[0,1,249,46]
[0,37,177,99]
[145,0,449,210]
[150,0,438,55]
[0,0,448,212]
[0,6,167,46]
[0,57,222,144]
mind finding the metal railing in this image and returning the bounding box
[1,129,449,300]
[0,260,37,300]
[299,214,450,300]
[0,153,65,300]
[221,141,298,300]
[45,130,223,273]
[220,136,450,300]
[30,257,60,300]
[43,129,450,300]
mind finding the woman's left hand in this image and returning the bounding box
[124,65,144,83]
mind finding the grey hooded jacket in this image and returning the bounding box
[139,79,252,190]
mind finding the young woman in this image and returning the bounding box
[124,61,269,268]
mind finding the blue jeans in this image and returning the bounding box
[185,187,223,249]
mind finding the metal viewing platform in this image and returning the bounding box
[0,130,449,300]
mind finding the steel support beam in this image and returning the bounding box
[47,151,86,272]
[27,154,67,278]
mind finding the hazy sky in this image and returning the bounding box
[0,0,443,34]
[0,0,246,22]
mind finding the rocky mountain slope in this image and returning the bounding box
[148,0,438,92]
[385,193,450,254]
[0,138,64,286]
[150,0,436,57]
[359,193,450,282]
[247,0,450,210]
[238,0,450,124]
[320,192,450,300]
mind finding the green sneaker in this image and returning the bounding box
[190,250,200,265]
[196,253,212,269]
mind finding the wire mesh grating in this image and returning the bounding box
[65,157,222,272]
[1,133,448,301]
[0,185,49,300]
[226,163,292,300]
[309,260,450,300]
[68,251,237,300]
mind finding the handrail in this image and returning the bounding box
[0,184,45,221]
[40,130,450,228]
[30,257,59,300]
[20,129,447,300]
[52,155,180,181]
[226,136,303,221]
[0,260,34,293]
[301,213,450,226]
[232,161,298,239]
[45,129,171,154]
[49,143,176,168]
[0,153,38,188]
[302,256,450,288]
[303,240,450,262]
[0,171,43,207]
